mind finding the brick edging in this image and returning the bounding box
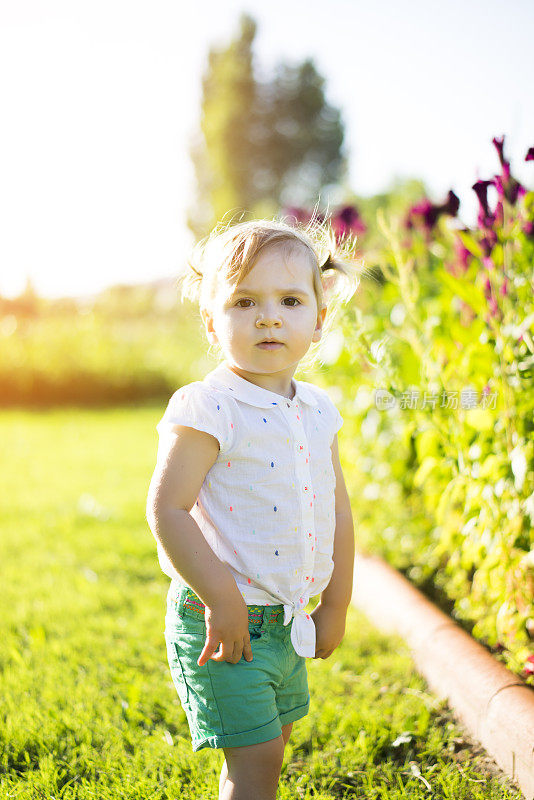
[350,552,534,800]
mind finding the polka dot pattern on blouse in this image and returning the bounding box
[153,361,343,657]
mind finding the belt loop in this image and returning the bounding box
[182,587,206,619]
[179,585,191,619]
[247,605,264,627]
[267,606,283,624]
[174,585,185,619]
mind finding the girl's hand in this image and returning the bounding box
[310,601,347,659]
[197,592,253,666]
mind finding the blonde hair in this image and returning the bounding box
[178,212,363,370]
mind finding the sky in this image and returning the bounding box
[0,0,533,299]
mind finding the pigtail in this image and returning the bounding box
[314,225,362,310]
[176,227,226,309]
[177,216,250,310]
[319,251,348,298]
[320,253,335,273]
[177,261,201,303]
[293,212,365,371]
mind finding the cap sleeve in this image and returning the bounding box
[331,402,344,437]
[156,383,233,456]
[327,399,343,441]
[314,385,343,443]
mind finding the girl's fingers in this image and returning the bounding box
[197,634,221,666]
[207,641,227,662]
[199,625,253,665]
[209,639,239,663]
[231,641,242,662]
[205,636,253,664]
[242,637,253,662]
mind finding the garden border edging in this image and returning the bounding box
[350,551,534,800]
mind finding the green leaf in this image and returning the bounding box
[464,408,497,431]
[415,430,441,460]
[413,456,440,488]
[436,268,487,316]
[457,229,484,258]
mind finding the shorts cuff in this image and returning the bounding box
[192,715,282,752]
[279,695,310,726]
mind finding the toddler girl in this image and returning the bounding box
[146,216,360,800]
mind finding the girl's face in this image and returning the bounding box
[201,243,326,386]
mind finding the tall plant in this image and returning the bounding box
[296,139,534,680]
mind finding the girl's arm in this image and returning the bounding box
[311,433,355,658]
[146,425,253,666]
[321,433,355,609]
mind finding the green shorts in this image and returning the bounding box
[164,582,310,751]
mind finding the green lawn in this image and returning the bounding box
[0,406,522,799]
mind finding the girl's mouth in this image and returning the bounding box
[257,342,283,350]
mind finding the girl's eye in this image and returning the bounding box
[235,297,301,308]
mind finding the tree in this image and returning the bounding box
[253,59,346,210]
[187,13,259,240]
[187,13,347,239]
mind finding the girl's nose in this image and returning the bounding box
[256,309,282,327]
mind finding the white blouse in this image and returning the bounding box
[153,360,343,657]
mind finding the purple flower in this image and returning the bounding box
[482,271,503,321]
[488,296,501,318]
[283,207,325,225]
[525,147,534,162]
[494,200,504,228]
[472,178,509,234]
[405,198,434,230]
[492,136,506,168]
[337,204,367,232]
[523,221,534,237]
[479,232,498,257]
[283,207,310,225]
[331,204,367,242]
[453,233,472,272]
[472,180,495,228]
[404,189,460,231]
[332,206,367,233]
[490,135,526,205]
[443,189,461,216]
[493,173,526,205]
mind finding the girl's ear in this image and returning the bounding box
[200,306,219,345]
[311,304,327,343]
